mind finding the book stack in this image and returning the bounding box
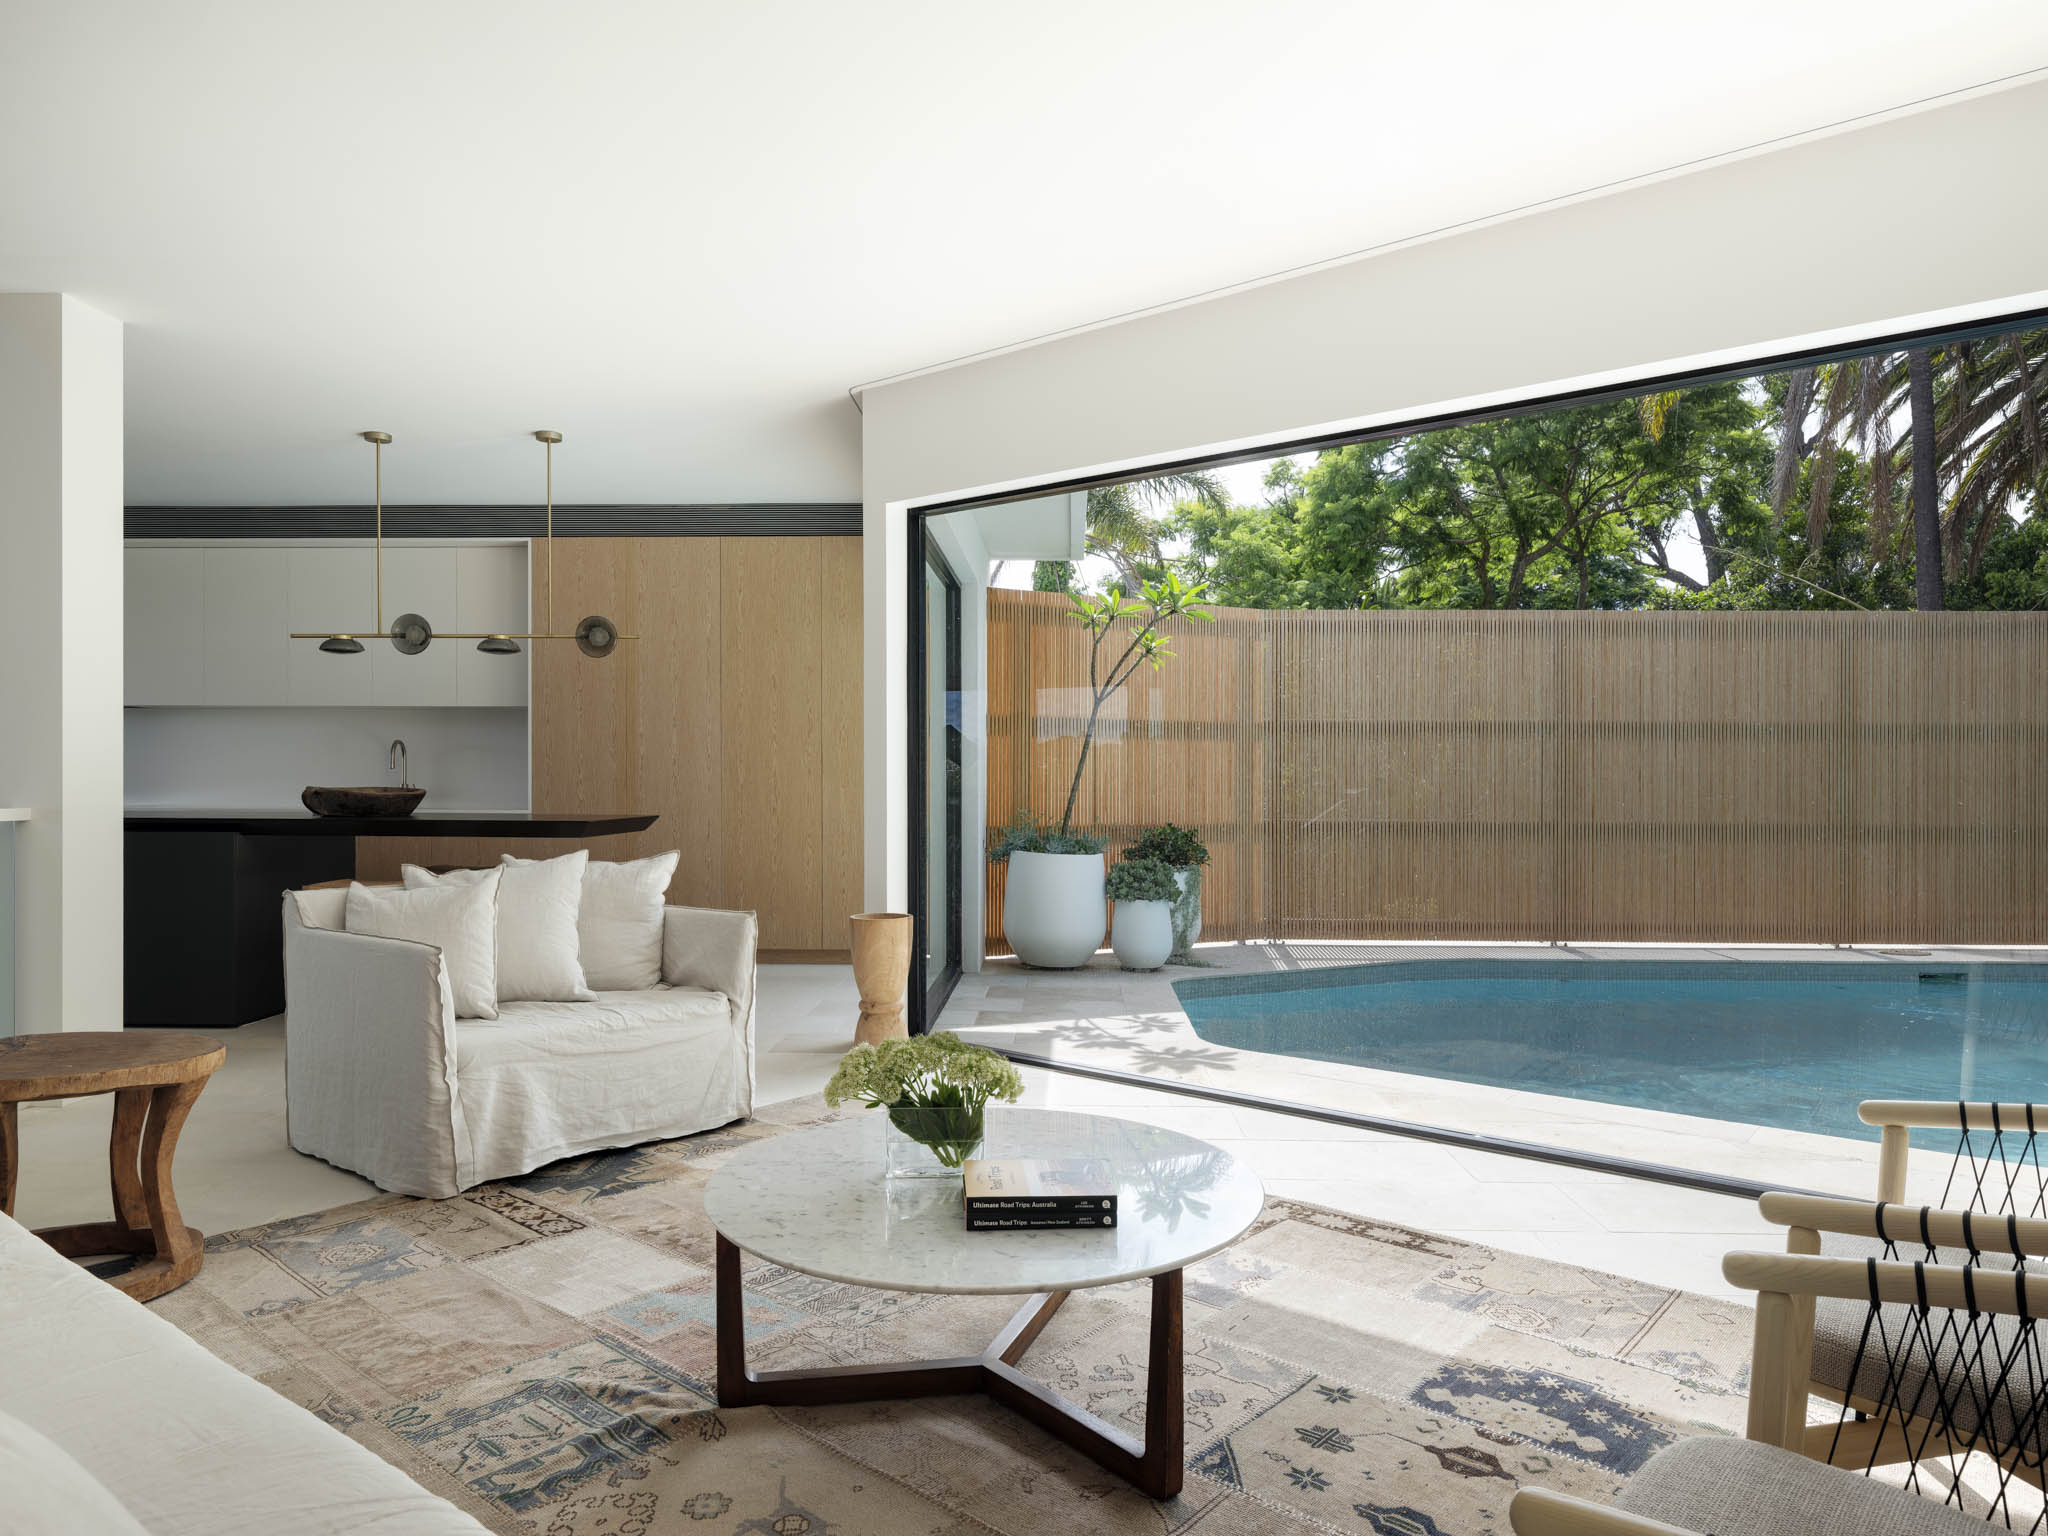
[962,1158,1118,1231]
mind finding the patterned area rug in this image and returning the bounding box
[150,1097,1754,1534]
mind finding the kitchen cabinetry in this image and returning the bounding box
[124,542,528,707]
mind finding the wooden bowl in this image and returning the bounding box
[301,786,427,818]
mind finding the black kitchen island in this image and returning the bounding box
[125,810,658,1027]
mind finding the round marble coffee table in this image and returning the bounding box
[704,1108,1264,1500]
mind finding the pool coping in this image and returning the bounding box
[1175,954,2048,1001]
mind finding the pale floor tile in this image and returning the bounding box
[1558,1180,1781,1237]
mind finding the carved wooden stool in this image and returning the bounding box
[0,1030,225,1301]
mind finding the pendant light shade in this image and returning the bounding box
[319,635,365,655]
[574,614,619,659]
[477,635,522,655]
[390,613,433,654]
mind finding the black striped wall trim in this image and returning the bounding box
[124,504,864,539]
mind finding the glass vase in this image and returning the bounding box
[885,1103,986,1180]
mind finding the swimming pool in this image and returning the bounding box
[1174,960,2048,1143]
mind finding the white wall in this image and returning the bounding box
[0,294,124,1032]
[858,78,2048,909]
[973,492,1087,561]
[125,707,530,812]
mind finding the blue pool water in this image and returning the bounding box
[1174,961,2048,1143]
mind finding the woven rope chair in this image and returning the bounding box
[1512,1250,2048,1535]
[1757,1102,2048,1479]
[1862,1102,2048,1215]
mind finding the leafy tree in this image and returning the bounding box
[1031,560,1076,594]
[1043,328,2042,616]
[1058,574,1211,835]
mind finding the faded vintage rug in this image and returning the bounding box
[149,1096,1754,1534]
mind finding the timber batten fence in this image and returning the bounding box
[985,591,2048,947]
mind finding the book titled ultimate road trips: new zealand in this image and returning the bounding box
[962,1158,1117,1231]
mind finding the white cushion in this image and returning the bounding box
[514,849,678,991]
[0,1211,490,1535]
[0,1408,149,1535]
[345,872,501,1019]
[406,852,591,1003]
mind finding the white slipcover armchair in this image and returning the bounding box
[283,888,757,1198]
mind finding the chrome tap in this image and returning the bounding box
[389,739,411,789]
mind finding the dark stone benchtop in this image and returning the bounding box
[125,810,659,838]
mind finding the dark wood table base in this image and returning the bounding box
[715,1233,1185,1499]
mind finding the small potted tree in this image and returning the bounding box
[1122,823,1209,961]
[1106,857,1177,970]
[988,575,1211,968]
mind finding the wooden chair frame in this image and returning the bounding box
[1509,1251,2048,1535]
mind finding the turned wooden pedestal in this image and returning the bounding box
[849,911,912,1046]
[0,1030,225,1301]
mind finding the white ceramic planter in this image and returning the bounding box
[1111,899,1174,970]
[1001,850,1106,968]
[1171,867,1203,957]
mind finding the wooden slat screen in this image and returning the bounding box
[984,592,2048,946]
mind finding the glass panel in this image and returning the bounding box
[924,556,957,991]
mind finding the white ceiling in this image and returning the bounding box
[5,1,2045,507]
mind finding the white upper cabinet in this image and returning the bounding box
[455,544,530,708]
[287,547,378,705]
[203,549,290,705]
[123,541,528,708]
[124,548,204,705]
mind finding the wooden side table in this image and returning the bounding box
[0,1031,226,1301]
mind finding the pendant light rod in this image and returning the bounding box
[367,429,389,633]
[535,429,560,635]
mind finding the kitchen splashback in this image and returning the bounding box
[124,705,529,811]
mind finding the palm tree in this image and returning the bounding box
[1771,329,2048,608]
[1773,349,1940,607]
[1936,329,2048,578]
[1085,471,1229,593]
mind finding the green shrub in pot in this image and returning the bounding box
[1121,824,1208,960]
[1105,856,1177,970]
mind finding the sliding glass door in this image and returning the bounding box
[920,533,963,1020]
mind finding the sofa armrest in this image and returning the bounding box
[283,896,468,1198]
[662,905,757,1004]
[662,905,758,1111]
[1510,1490,1697,1536]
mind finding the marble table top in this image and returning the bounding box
[703,1108,1265,1295]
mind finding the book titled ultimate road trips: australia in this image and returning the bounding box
[962,1158,1117,1231]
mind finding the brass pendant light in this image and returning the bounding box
[296,430,418,656]
[291,429,633,660]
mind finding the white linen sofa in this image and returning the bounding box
[284,888,757,1198]
[0,1208,488,1534]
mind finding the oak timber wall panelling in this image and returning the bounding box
[720,539,824,951]
[359,536,860,956]
[984,591,2048,947]
[631,540,726,907]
